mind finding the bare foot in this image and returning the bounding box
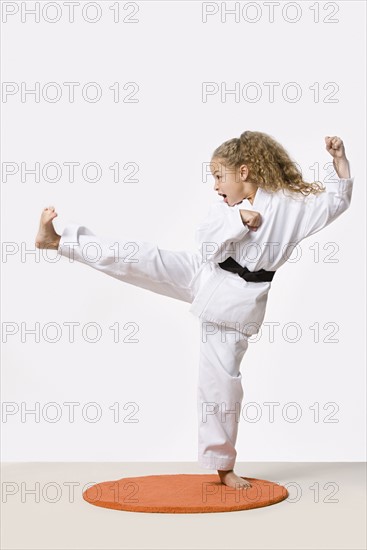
[218,469,252,489]
[35,206,61,250]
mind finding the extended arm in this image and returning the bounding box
[302,136,354,239]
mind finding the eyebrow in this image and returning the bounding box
[213,170,220,175]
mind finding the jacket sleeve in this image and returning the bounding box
[195,200,250,263]
[301,176,354,239]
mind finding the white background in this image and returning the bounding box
[1,0,366,462]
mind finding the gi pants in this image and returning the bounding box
[58,224,249,471]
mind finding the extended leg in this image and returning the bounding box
[55,222,202,303]
[197,321,249,471]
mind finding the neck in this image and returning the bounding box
[247,188,258,205]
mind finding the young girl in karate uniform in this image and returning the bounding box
[35,133,353,489]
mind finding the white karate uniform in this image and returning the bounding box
[57,174,354,471]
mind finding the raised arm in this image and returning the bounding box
[326,136,351,179]
[301,136,354,239]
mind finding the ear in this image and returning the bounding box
[239,164,249,180]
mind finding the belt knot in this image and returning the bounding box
[218,256,276,283]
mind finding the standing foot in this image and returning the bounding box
[217,469,252,489]
[35,206,61,250]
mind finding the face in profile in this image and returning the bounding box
[210,158,258,207]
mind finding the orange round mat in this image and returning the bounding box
[83,474,289,513]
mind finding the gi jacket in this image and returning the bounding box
[189,175,354,335]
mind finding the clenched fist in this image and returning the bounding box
[325,136,346,159]
[325,135,350,179]
[239,209,262,231]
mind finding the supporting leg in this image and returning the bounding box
[197,321,249,471]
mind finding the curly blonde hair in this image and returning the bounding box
[212,130,325,196]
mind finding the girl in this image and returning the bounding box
[35,132,353,490]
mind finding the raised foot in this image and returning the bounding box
[35,206,61,249]
[217,469,252,489]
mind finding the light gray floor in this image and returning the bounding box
[1,462,365,550]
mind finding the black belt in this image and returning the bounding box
[218,256,276,282]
